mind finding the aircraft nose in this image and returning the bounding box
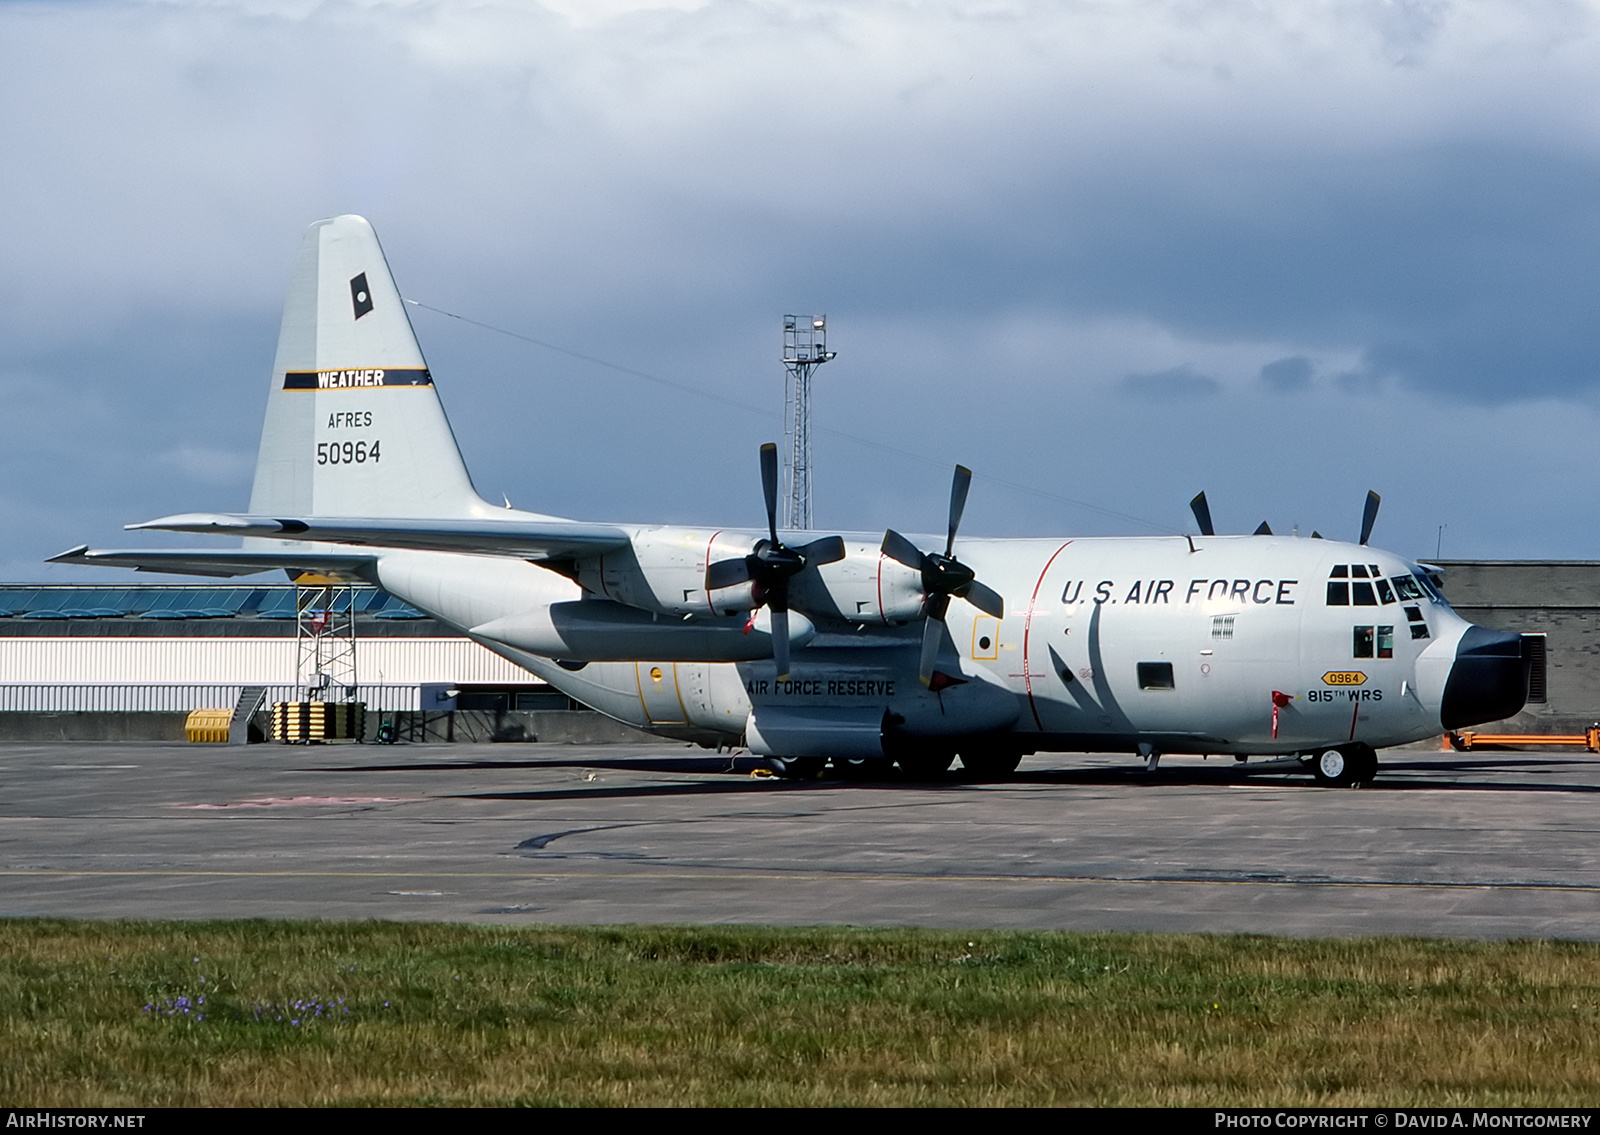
[1440,626,1529,730]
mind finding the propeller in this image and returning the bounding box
[1194,491,1273,537]
[1359,490,1381,546]
[880,464,1005,687]
[704,443,845,680]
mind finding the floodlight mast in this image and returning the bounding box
[782,314,835,530]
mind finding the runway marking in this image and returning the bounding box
[5,868,1600,893]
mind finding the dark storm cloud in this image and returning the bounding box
[4,0,1600,572]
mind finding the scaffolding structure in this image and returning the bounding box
[293,574,358,703]
[782,314,835,530]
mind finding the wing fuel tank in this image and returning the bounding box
[471,601,815,662]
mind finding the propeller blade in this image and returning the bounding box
[965,579,1005,619]
[706,557,754,591]
[799,534,846,566]
[1253,521,1272,536]
[946,465,972,556]
[881,529,924,570]
[770,606,791,680]
[1190,491,1215,537]
[918,617,943,687]
[759,442,780,543]
[1359,490,1381,546]
[886,464,1000,665]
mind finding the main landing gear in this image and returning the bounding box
[764,742,1016,781]
[1307,743,1378,787]
[765,756,826,779]
[956,743,1023,780]
[763,755,900,780]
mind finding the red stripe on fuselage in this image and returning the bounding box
[703,530,723,599]
[876,552,889,625]
[1023,541,1074,731]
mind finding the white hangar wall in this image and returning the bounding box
[0,637,532,687]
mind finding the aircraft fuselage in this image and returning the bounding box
[371,526,1525,762]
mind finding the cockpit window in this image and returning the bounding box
[1330,563,1417,606]
[1391,575,1424,601]
[1353,625,1396,659]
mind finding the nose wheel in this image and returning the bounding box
[1310,744,1378,787]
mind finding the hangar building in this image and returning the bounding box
[1429,560,1596,735]
[0,582,638,742]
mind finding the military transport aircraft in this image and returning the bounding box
[54,215,1530,784]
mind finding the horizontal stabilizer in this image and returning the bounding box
[47,545,379,578]
[129,513,633,561]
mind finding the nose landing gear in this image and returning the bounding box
[1308,743,1378,787]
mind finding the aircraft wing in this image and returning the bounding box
[46,545,381,578]
[127,513,634,561]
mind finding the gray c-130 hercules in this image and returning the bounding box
[55,215,1531,784]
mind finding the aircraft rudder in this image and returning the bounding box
[247,215,489,521]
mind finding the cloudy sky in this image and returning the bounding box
[4,0,1600,579]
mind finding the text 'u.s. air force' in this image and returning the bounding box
[1059,579,1299,606]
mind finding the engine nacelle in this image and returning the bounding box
[572,527,932,627]
[790,542,927,625]
[574,527,760,617]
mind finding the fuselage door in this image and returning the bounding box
[635,662,687,724]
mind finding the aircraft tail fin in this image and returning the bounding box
[246,215,491,523]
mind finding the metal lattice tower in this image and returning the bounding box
[293,574,358,702]
[782,314,835,530]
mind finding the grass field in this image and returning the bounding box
[2,921,1599,1106]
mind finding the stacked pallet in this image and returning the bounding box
[271,701,366,743]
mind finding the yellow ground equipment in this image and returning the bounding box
[1449,727,1600,752]
[271,701,366,744]
[184,708,234,743]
